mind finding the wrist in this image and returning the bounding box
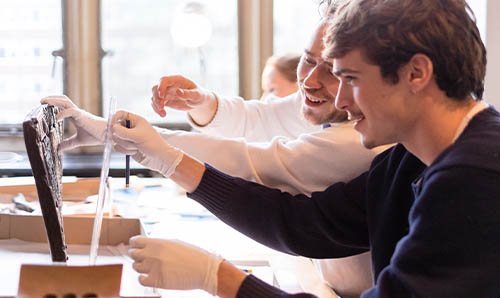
[204,254,224,296]
[169,154,205,193]
[216,260,247,298]
[188,91,218,127]
[156,144,184,178]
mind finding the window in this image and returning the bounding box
[0,0,63,126]
[101,0,238,124]
[0,0,237,152]
[273,0,322,55]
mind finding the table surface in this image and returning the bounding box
[0,176,339,298]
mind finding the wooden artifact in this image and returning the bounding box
[23,104,68,262]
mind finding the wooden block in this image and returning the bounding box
[17,264,122,297]
[22,104,68,262]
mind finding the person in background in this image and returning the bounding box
[260,53,301,101]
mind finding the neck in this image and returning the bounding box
[403,96,483,166]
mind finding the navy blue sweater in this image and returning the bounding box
[189,107,500,297]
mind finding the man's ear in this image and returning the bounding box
[406,53,434,94]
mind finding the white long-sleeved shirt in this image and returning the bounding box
[158,92,386,297]
[188,92,319,142]
[161,122,376,197]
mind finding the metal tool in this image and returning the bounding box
[12,193,35,213]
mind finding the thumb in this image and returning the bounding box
[56,108,81,122]
[139,274,157,288]
[129,235,148,248]
[112,123,138,143]
[58,134,79,152]
[112,110,132,125]
[176,88,204,105]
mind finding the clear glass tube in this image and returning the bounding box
[89,96,116,265]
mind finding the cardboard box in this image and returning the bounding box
[0,178,159,298]
[0,214,158,298]
[0,214,145,246]
[0,177,100,203]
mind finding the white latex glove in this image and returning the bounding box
[41,95,106,151]
[128,236,223,296]
[151,75,216,117]
[112,110,184,178]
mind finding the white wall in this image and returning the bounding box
[484,0,500,108]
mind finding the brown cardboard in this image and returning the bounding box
[0,214,145,245]
[0,177,99,202]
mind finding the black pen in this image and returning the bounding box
[125,119,131,188]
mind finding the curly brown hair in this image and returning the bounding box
[323,0,486,100]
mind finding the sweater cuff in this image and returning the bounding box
[237,274,289,298]
[188,92,224,130]
[187,164,237,217]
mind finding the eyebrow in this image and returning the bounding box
[333,68,361,77]
[304,49,317,57]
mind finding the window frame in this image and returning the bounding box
[3,0,498,149]
[0,0,271,138]
[63,0,272,122]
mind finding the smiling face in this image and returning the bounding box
[297,20,347,125]
[333,50,415,148]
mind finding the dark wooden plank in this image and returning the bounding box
[23,104,68,262]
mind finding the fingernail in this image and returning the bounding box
[176,89,184,96]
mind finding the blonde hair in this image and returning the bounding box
[265,53,301,83]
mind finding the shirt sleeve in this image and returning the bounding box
[158,124,377,196]
[188,164,370,258]
[188,93,319,142]
[362,167,500,298]
[236,275,317,298]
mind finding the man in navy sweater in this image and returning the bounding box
[44,0,500,297]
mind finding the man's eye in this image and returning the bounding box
[304,58,315,65]
[345,76,356,84]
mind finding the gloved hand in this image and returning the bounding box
[128,236,223,296]
[151,75,216,117]
[112,110,184,178]
[41,95,106,151]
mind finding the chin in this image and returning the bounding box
[360,135,378,149]
[302,107,318,125]
[302,110,324,125]
[302,108,348,126]
[361,135,393,150]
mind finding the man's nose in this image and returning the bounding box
[303,66,322,90]
[335,82,350,111]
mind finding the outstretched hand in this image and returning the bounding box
[40,95,107,151]
[151,75,217,121]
